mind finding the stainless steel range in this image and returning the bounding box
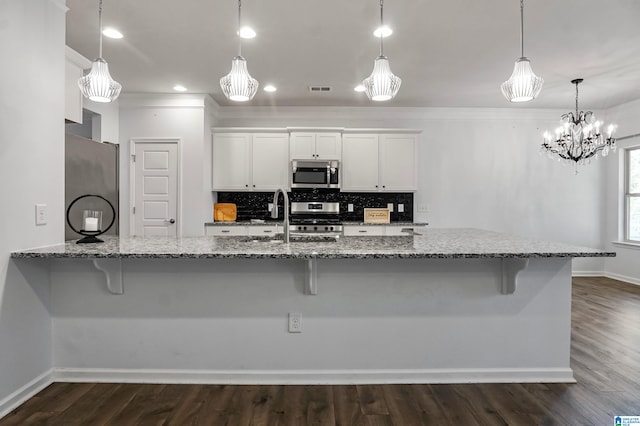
[290,201,343,237]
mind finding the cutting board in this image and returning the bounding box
[214,203,237,222]
[364,208,390,224]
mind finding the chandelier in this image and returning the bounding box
[542,79,616,166]
[500,0,543,102]
[220,0,259,102]
[78,0,122,103]
[362,0,401,101]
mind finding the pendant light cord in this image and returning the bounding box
[519,0,524,58]
[379,0,384,57]
[237,0,242,57]
[98,0,103,58]
[575,80,580,117]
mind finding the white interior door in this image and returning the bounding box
[132,140,179,237]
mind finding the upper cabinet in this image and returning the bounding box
[290,132,342,160]
[65,47,89,123]
[342,132,419,192]
[212,131,289,191]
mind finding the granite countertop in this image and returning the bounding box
[11,228,615,260]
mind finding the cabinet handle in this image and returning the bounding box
[263,230,273,233]
[358,230,368,233]
[375,185,378,188]
[221,229,230,233]
[382,185,386,188]
[245,184,249,188]
[253,184,256,187]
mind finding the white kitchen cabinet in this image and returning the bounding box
[343,225,386,236]
[205,225,278,236]
[342,132,418,192]
[290,132,342,160]
[205,226,247,236]
[212,132,289,191]
[343,225,426,236]
[212,133,252,191]
[341,134,379,191]
[65,47,87,123]
[245,225,278,236]
[251,134,290,190]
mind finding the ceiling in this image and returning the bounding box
[65,0,640,109]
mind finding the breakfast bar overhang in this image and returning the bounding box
[11,229,614,384]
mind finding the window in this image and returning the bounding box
[626,146,640,242]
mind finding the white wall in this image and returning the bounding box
[118,94,210,237]
[216,106,608,274]
[0,0,66,414]
[604,99,640,284]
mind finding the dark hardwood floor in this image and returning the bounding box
[1,277,639,425]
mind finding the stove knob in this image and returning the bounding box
[324,226,329,231]
[314,226,318,231]
[303,226,307,231]
[329,226,334,231]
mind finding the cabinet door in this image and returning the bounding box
[212,133,251,191]
[379,134,418,191]
[343,226,386,236]
[206,226,247,236]
[65,57,84,123]
[289,133,316,159]
[245,225,278,236]
[315,133,342,160]
[341,134,379,191]
[252,133,290,190]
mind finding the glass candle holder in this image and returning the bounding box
[82,210,103,232]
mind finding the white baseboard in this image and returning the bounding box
[572,270,605,277]
[0,370,53,420]
[604,272,640,286]
[52,367,575,385]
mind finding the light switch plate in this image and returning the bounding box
[398,204,404,213]
[348,203,354,212]
[35,204,47,225]
[387,203,394,212]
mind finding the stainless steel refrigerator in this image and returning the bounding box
[65,133,119,240]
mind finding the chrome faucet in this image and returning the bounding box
[272,188,290,243]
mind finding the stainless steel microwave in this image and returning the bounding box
[291,160,340,189]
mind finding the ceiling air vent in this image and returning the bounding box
[309,86,332,93]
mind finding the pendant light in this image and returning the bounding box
[500,0,543,102]
[362,0,401,101]
[220,0,259,102]
[78,0,122,103]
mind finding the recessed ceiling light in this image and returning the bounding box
[102,27,123,39]
[373,25,392,38]
[354,85,366,92]
[238,26,256,39]
[173,85,188,92]
[264,85,277,92]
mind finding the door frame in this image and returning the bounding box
[129,138,182,237]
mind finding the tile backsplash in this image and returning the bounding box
[216,190,413,222]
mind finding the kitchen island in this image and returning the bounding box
[11,229,613,384]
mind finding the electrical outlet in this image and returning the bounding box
[35,204,47,225]
[268,203,274,212]
[418,203,428,213]
[387,203,394,212]
[398,203,404,213]
[288,313,302,333]
[348,203,354,212]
